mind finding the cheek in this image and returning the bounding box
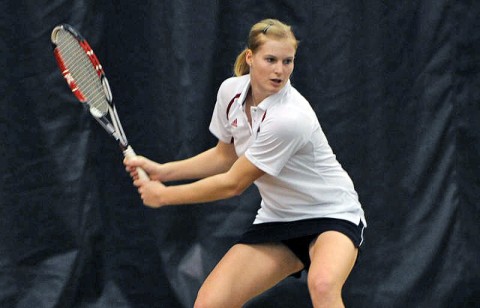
[251,63,268,77]
[284,66,294,78]
[288,64,295,74]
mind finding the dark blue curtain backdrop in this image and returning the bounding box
[1,1,479,307]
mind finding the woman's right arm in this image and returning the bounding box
[124,140,238,182]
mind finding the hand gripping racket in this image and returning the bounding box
[51,24,149,180]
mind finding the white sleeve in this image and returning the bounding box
[209,81,233,143]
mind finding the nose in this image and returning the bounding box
[274,62,283,75]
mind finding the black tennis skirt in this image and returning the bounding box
[237,217,365,276]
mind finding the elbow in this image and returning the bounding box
[219,168,255,199]
[231,184,247,197]
[224,180,248,198]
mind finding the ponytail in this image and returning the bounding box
[233,48,249,76]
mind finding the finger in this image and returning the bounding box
[133,178,148,187]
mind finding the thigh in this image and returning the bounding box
[308,231,358,288]
[198,242,304,307]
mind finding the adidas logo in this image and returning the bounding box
[231,118,238,127]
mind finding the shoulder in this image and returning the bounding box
[216,75,249,111]
[218,75,249,94]
[265,88,317,138]
[276,87,316,123]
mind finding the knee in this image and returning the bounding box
[193,289,212,308]
[194,286,225,308]
[307,271,341,301]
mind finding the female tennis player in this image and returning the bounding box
[125,18,367,308]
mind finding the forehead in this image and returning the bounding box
[256,38,296,57]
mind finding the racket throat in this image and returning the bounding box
[122,145,137,157]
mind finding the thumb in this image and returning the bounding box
[124,155,141,166]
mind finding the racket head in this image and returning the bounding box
[51,24,112,117]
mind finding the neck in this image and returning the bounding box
[249,89,261,107]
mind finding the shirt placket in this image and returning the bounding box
[251,106,264,139]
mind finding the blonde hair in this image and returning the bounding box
[233,19,299,77]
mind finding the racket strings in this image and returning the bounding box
[56,30,109,115]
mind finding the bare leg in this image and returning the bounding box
[307,231,358,308]
[194,243,304,308]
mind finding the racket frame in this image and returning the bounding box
[51,24,148,180]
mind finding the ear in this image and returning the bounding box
[245,49,253,66]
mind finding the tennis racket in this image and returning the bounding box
[51,24,149,180]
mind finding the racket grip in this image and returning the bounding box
[123,145,150,180]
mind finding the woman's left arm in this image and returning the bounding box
[134,155,265,207]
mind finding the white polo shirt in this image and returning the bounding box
[209,75,366,226]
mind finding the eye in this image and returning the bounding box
[283,58,294,65]
[265,57,276,63]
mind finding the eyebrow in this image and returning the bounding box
[264,54,295,60]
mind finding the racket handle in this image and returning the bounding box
[123,145,150,180]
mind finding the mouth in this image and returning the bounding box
[270,78,282,85]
